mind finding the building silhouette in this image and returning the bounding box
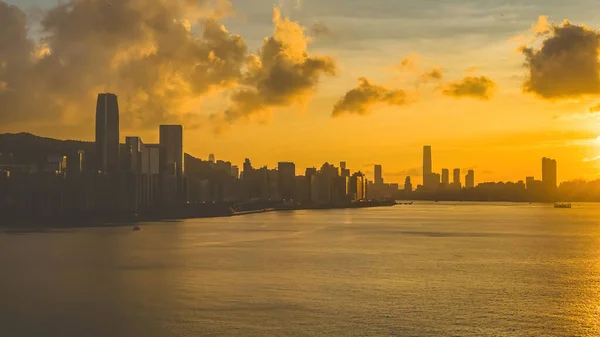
[466,170,475,188]
[404,176,413,192]
[374,165,383,185]
[542,157,557,189]
[278,162,296,201]
[442,168,449,185]
[423,145,432,188]
[209,154,215,163]
[159,125,184,203]
[453,168,461,188]
[95,93,120,173]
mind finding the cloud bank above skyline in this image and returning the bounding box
[0,0,599,140]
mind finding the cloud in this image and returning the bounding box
[421,68,443,82]
[441,76,497,100]
[217,7,337,125]
[521,19,600,100]
[332,77,409,117]
[0,0,246,131]
[398,54,420,71]
[590,103,600,113]
[309,22,331,37]
[0,1,338,135]
[583,156,600,163]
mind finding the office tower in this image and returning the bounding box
[125,137,143,173]
[95,93,120,173]
[404,176,413,192]
[159,125,184,202]
[278,162,296,200]
[374,165,383,185]
[231,165,239,179]
[442,169,449,185]
[453,168,461,186]
[465,170,475,188]
[542,157,557,189]
[423,146,432,187]
[340,161,347,170]
[209,154,215,163]
[142,144,161,175]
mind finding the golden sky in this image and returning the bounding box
[1,0,600,185]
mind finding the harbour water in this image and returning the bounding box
[1,202,600,336]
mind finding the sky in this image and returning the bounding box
[2,0,600,185]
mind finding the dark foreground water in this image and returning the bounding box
[1,202,600,336]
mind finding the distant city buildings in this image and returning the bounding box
[0,93,576,222]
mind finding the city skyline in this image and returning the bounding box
[1,0,600,183]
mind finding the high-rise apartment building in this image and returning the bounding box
[374,165,383,185]
[442,168,449,185]
[423,146,432,188]
[542,157,557,189]
[278,162,296,201]
[453,168,461,186]
[465,170,475,188]
[159,125,184,202]
[95,93,120,173]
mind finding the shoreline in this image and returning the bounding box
[0,200,396,230]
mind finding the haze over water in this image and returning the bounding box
[2,203,600,336]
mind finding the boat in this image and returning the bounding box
[554,203,572,209]
[132,226,141,231]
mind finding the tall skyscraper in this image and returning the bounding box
[423,146,432,187]
[374,165,383,185]
[340,161,347,170]
[159,125,184,202]
[95,93,120,173]
[278,162,296,201]
[465,170,475,188]
[453,168,461,186]
[542,157,557,189]
[442,169,449,185]
[209,154,215,163]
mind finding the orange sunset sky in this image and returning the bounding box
[1,0,600,185]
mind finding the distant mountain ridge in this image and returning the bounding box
[0,133,202,168]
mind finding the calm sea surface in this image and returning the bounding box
[1,202,600,336]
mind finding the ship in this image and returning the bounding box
[554,203,572,209]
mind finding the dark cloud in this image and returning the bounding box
[421,68,443,82]
[217,8,337,125]
[521,20,600,99]
[0,0,245,131]
[0,1,336,134]
[309,22,331,37]
[590,103,600,113]
[332,77,409,117]
[441,76,497,100]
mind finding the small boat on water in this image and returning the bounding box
[132,226,141,231]
[554,203,572,209]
